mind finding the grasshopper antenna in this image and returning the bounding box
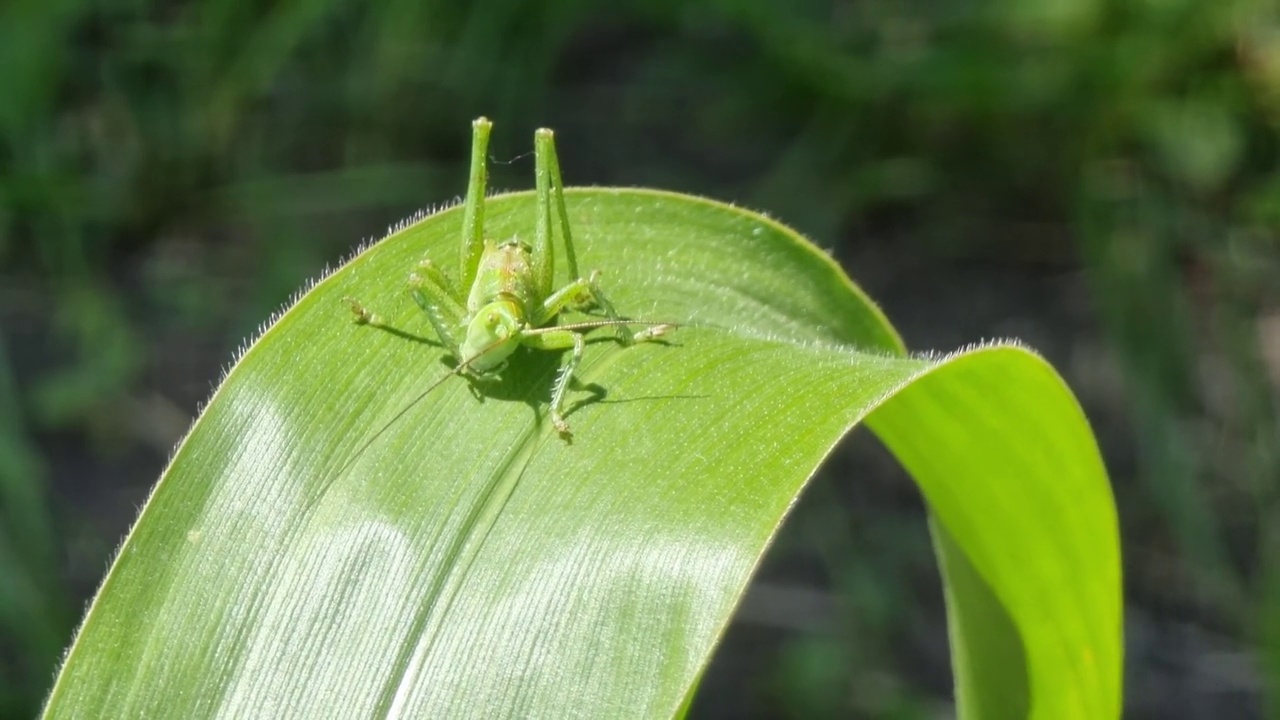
[324,336,512,487]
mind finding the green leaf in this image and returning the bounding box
[44,189,1121,718]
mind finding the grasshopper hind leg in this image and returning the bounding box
[460,117,493,293]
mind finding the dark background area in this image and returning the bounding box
[2,0,1279,717]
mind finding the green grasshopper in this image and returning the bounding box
[345,118,673,439]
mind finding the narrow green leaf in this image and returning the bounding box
[45,189,1120,718]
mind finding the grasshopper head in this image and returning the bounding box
[461,299,524,375]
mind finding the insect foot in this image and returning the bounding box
[632,324,677,344]
[343,297,382,326]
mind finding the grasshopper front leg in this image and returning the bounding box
[344,255,468,350]
[520,327,586,437]
[534,271,634,343]
[407,259,467,352]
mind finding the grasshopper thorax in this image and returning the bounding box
[461,298,525,375]
[467,238,537,317]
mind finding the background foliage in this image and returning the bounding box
[2,0,1277,717]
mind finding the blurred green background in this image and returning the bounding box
[2,0,1278,717]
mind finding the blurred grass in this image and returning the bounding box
[1,0,1278,716]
